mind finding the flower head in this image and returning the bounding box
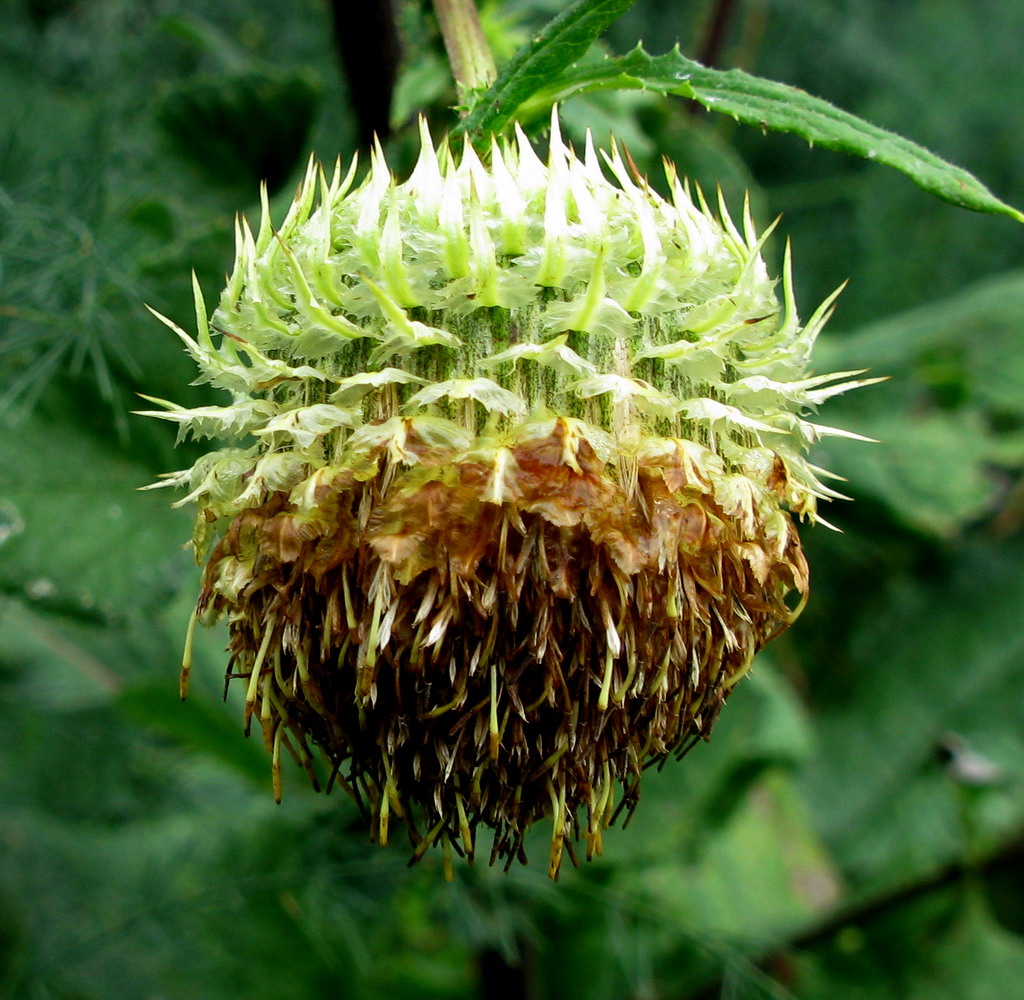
[142,113,870,878]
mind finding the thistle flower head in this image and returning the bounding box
[142,113,870,878]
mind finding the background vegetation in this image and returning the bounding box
[2,0,1024,997]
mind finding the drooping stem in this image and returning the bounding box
[433,0,497,99]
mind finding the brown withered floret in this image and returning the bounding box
[195,419,807,878]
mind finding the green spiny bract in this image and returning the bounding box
[141,114,872,879]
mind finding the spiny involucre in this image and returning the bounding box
[141,113,874,879]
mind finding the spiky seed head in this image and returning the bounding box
[141,112,871,878]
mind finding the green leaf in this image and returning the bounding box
[0,409,192,621]
[0,598,123,707]
[815,270,1024,533]
[821,412,995,537]
[639,770,840,943]
[799,537,1024,892]
[916,903,1024,1000]
[454,0,641,139]
[818,270,1024,372]
[819,268,1024,420]
[513,46,1024,223]
[120,679,272,790]
[793,892,1024,1000]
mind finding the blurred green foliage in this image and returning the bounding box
[2,1,1024,997]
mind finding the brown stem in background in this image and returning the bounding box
[433,0,497,101]
[329,0,402,148]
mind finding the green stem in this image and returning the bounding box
[433,0,497,100]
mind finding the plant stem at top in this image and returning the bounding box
[433,0,497,100]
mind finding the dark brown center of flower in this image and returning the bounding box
[195,419,807,878]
